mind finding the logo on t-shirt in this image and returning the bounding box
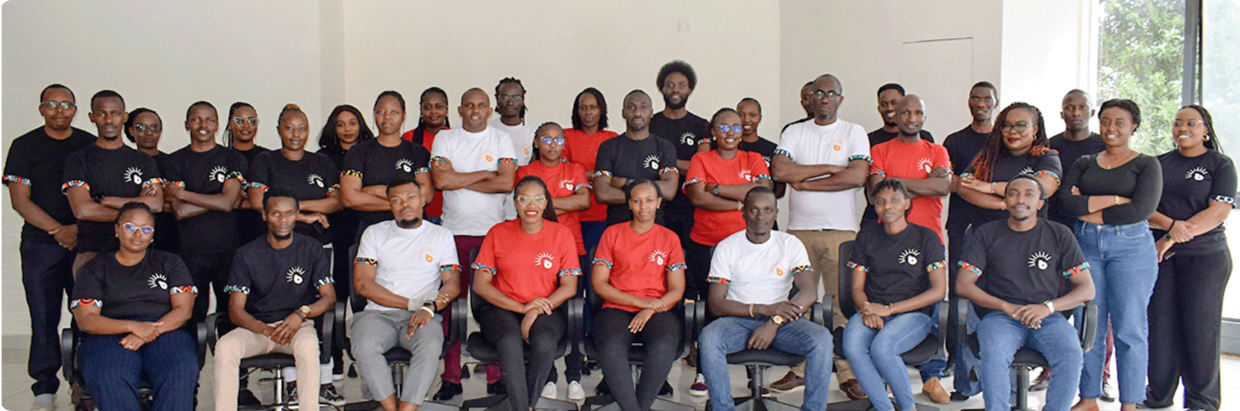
[395,159,415,173]
[558,178,575,191]
[899,249,921,266]
[649,250,668,266]
[762,156,772,167]
[307,174,325,188]
[418,248,436,263]
[1028,251,1052,270]
[917,158,934,174]
[831,140,843,151]
[1186,167,1209,181]
[643,155,661,171]
[739,169,753,182]
[481,150,496,164]
[769,262,788,277]
[123,167,145,186]
[1019,166,1035,176]
[147,273,168,290]
[680,132,697,146]
[535,252,555,269]
[524,147,531,156]
[286,266,306,285]
[209,166,230,183]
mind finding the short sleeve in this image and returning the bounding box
[228,151,249,185]
[411,144,432,174]
[774,129,797,162]
[471,227,500,275]
[341,144,366,179]
[658,142,678,175]
[785,235,813,274]
[495,132,518,165]
[683,154,707,192]
[665,231,686,273]
[556,227,582,276]
[163,153,184,184]
[319,155,341,192]
[355,224,381,266]
[932,144,951,170]
[961,161,977,178]
[225,252,254,294]
[163,254,197,295]
[1034,152,1063,182]
[3,139,31,186]
[429,133,451,163]
[69,259,105,309]
[594,141,616,178]
[62,151,89,193]
[248,153,272,191]
[959,227,989,276]
[847,230,872,272]
[868,144,887,178]
[592,228,617,269]
[1057,227,1089,278]
[922,230,948,272]
[749,152,772,181]
[436,230,461,270]
[846,126,872,165]
[706,241,733,284]
[567,163,588,190]
[1210,155,1238,205]
[137,154,161,185]
[310,244,334,289]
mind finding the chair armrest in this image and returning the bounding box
[955,297,971,353]
[567,296,585,356]
[680,301,695,359]
[205,312,222,351]
[935,300,949,348]
[445,298,467,348]
[61,328,75,383]
[196,321,208,368]
[335,300,348,359]
[1079,300,1098,353]
[809,302,826,327]
[692,299,707,341]
[320,302,341,364]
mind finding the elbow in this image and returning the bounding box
[340,192,360,209]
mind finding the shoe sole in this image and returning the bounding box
[689,389,708,397]
[768,383,805,393]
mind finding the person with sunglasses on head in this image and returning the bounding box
[125,108,182,255]
[4,83,96,411]
[71,202,199,411]
[224,102,270,246]
[1142,105,1234,411]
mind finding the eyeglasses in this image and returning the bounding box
[233,117,259,126]
[539,136,566,146]
[717,124,743,134]
[516,195,547,205]
[133,124,161,133]
[811,90,843,102]
[999,122,1031,133]
[41,101,75,111]
[498,94,524,102]
[1173,119,1205,127]
[121,222,155,236]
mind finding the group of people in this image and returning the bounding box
[4,59,1232,411]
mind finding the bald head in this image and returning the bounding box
[810,74,844,125]
[462,88,488,103]
[895,94,926,138]
[622,90,653,132]
[459,87,492,132]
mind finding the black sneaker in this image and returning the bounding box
[320,383,346,406]
[238,388,261,406]
[950,391,970,402]
[659,380,674,397]
[488,381,507,395]
[595,378,611,396]
[283,383,300,409]
[434,381,463,401]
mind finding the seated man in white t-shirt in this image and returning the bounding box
[352,176,462,411]
[698,186,834,411]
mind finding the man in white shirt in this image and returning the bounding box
[429,87,516,398]
[352,177,461,411]
[769,73,871,398]
[488,77,536,221]
[698,186,832,411]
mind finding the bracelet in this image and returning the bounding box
[737,200,744,211]
[1114,195,1119,205]
[420,306,435,316]
[990,182,995,194]
[1168,220,1177,232]
[749,303,755,317]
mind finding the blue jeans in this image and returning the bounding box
[78,329,199,411]
[699,317,833,411]
[1074,221,1157,404]
[977,312,1082,411]
[20,240,75,395]
[843,312,932,411]
[953,226,983,396]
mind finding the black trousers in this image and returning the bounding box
[683,239,714,302]
[594,308,682,411]
[945,223,968,368]
[20,240,76,395]
[476,300,565,411]
[182,253,234,325]
[1145,249,1231,410]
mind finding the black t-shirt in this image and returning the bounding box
[962,152,1062,227]
[595,133,678,226]
[781,118,811,134]
[226,235,332,323]
[3,127,96,243]
[848,223,945,315]
[1047,133,1106,227]
[233,145,270,245]
[1058,154,1163,225]
[63,144,162,253]
[318,145,362,248]
[942,126,990,230]
[165,145,248,255]
[341,138,431,226]
[650,112,711,224]
[249,150,339,244]
[70,250,194,322]
[867,128,935,147]
[150,152,181,253]
[961,218,1088,318]
[1154,149,1237,255]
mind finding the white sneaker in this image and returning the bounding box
[689,374,708,397]
[568,381,586,401]
[540,382,558,399]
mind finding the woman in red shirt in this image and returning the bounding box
[592,179,687,411]
[473,176,581,411]
[563,88,618,254]
[402,87,451,224]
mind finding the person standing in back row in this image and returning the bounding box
[650,61,711,250]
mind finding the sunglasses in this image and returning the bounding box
[539,136,566,146]
[516,195,548,205]
[121,222,155,236]
[233,117,259,126]
[133,124,161,133]
[717,124,743,134]
[41,101,76,110]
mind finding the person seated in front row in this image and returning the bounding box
[213,191,337,411]
[472,176,581,411]
[71,202,199,411]
[592,179,686,411]
[699,186,833,411]
[352,176,462,411]
[956,175,1095,411]
[843,179,948,411]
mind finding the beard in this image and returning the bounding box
[663,93,688,110]
[397,217,422,228]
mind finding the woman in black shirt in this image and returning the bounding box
[843,179,947,411]
[71,202,197,411]
[1143,105,1235,411]
[247,104,343,245]
[1059,99,1162,411]
[124,108,180,254]
[957,102,1062,227]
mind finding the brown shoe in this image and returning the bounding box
[769,371,805,392]
[921,377,950,404]
[840,379,867,400]
[1030,368,1051,392]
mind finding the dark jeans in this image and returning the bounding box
[476,300,565,411]
[182,253,234,325]
[547,254,592,384]
[948,224,982,396]
[78,330,199,411]
[20,240,76,395]
[594,308,681,411]
[443,235,500,384]
[1145,249,1232,410]
[683,239,714,302]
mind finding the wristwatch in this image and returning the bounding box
[771,315,786,327]
[1043,300,1055,313]
[297,305,311,319]
[712,185,721,196]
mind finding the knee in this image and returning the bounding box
[213,335,245,365]
[352,335,384,357]
[699,325,725,352]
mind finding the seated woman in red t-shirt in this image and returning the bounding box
[592,179,687,411]
[472,176,581,411]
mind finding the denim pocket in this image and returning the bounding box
[1117,222,1152,240]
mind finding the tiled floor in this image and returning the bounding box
[3,335,1233,411]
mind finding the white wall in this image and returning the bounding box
[1001,0,1098,136]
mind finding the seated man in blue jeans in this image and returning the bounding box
[956,175,1095,411]
[698,186,833,411]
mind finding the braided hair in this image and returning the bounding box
[967,102,1050,182]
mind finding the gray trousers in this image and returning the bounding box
[351,310,444,404]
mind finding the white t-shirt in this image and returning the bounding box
[489,118,537,221]
[431,126,517,236]
[356,220,460,312]
[775,119,871,231]
[707,230,813,305]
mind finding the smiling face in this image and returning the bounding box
[229,106,258,143]
[872,186,909,224]
[1099,107,1137,149]
[515,182,548,223]
[738,100,762,136]
[1172,107,1208,151]
[535,124,566,162]
[185,104,219,144]
[130,111,163,152]
[91,97,127,140]
[278,111,309,153]
[577,92,601,130]
[895,96,926,137]
[1001,107,1037,155]
[1004,177,1044,221]
[878,88,903,127]
[661,72,692,110]
[335,110,360,145]
[968,86,998,123]
[421,92,449,129]
[627,182,661,224]
[458,89,491,132]
[115,209,155,255]
[712,111,742,151]
[40,88,77,131]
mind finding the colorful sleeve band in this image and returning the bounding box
[926,260,947,272]
[223,285,251,294]
[846,261,868,272]
[753,174,772,181]
[249,181,269,192]
[868,169,886,177]
[3,175,31,186]
[327,184,340,194]
[355,257,378,266]
[683,177,704,187]
[470,262,497,275]
[592,259,613,269]
[707,277,729,285]
[1034,169,1061,183]
[559,268,583,277]
[848,154,873,165]
[497,158,516,166]
[315,277,336,288]
[439,264,461,272]
[170,285,198,294]
[774,148,794,162]
[61,180,89,193]
[229,171,246,184]
[342,170,363,178]
[666,263,687,272]
[1063,262,1090,278]
[593,170,613,178]
[143,178,165,188]
[69,299,102,309]
[658,166,678,176]
[791,265,813,275]
[1213,195,1236,205]
[415,166,431,175]
[959,261,982,276]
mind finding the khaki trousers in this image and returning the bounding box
[213,319,319,411]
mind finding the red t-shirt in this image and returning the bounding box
[516,160,588,255]
[563,128,618,222]
[402,128,447,218]
[473,219,581,304]
[593,223,686,312]
[869,138,951,243]
[683,150,771,246]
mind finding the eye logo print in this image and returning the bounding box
[917,158,934,174]
[649,250,668,266]
[644,155,661,171]
[210,166,229,183]
[123,167,144,185]
[1028,251,1052,270]
[739,169,753,181]
[147,273,168,290]
[899,249,921,266]
[1186,167,1208,181]
[308,174,324,188]
[1019,166,1035,176]
[395,159,414,173]
[680,132,696,146]
[558,179,575,191]
[534,252,555,269]
[286,266,306,285]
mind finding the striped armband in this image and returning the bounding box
[62,180,89,193]
[497,157,516,166]
[355,257,378,266]
[753,174,772,181]
[440,264,461,272]
[683,177,704,188]
[170,285,198,294]
[223,285,250,294]
[143,178,166,188]
[706,277,729,285]
[666,263,687,272]
[70,299,102,309]
[959,261,982,276]
[658,166,678,176]
[1213,195,1236,205]
[314,277,336,288]
[1063,262,1090,278]
[341,170,363,178]
[1034,169,1061,183]
[415,166,431,175]
[846,261,868,272]
[593,170,613,178]
[249,181,269,192]
[791,265,813,275]
[926,260,947,272]
[165,180,185,188]
[868,169,886,178]
[592,258,613,269]
[848,154,873,165]
[3,175,31,186]
[470,262,497,275]
[326,184,340,194]
[559,268,583,277]
[573,183,587,191]
[229,171,246,184]
[773,148,793,161]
